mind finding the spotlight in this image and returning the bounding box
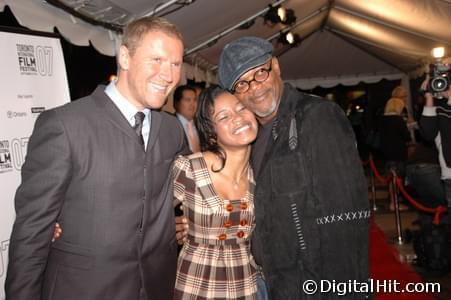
[264,5,296,27]
[278,31,301,46]
[285,32,295,44]
[277,7,286,22]
[431,47,445,59]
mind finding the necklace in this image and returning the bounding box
[231,163,249,190]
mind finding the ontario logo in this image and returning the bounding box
[16,44,53,76]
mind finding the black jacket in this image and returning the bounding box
[252,84,370,299]
[379,115,410,162]
[420,101,451,167]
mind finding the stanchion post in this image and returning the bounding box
[390,168,404,245]
[369,158,378,211]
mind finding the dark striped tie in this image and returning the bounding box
[133,112,145,148]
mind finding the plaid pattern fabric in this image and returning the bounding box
[173,153,258,299]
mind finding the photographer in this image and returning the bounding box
[420,57,451,219]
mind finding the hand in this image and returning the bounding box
[407,120,417,130]
[51,222,62,242]
[175,216,188,245]
[420,73,430,91]
[420,75,435,107]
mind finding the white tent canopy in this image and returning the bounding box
[2,0,450,89]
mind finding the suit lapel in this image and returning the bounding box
[92,86,145,149]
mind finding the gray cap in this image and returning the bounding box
[218,36,273,91]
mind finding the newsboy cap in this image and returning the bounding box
[218,36,273,91]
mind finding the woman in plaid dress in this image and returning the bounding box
[173,86,259,299]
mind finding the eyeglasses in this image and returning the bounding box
[232,62,272,94]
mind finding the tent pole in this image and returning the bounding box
[141,0,181,18]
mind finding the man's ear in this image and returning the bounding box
[118,45,130,71]
[272,57,281,76]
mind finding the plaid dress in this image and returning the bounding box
[173,153,258,300]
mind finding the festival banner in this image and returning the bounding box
[0,29,70,299]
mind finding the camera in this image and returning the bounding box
[428,61,450,98]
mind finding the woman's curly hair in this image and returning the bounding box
[194,85,228,172]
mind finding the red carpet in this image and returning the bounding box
[370,220,437,299]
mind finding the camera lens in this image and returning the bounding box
[430,76,449,92]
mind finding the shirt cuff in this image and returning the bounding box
[422,106,437,117]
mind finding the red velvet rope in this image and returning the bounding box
[368,159,389,184]
[395,177,448,225]
[365,159,448,225]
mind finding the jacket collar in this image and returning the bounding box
[255,83,300,180]
[276,83,300,122]
[92,85,162,152]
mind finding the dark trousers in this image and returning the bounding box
[405,163,446,208]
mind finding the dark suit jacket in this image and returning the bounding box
[5,86,189,300]
[379,115,411,162]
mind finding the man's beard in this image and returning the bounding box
[254,98,278,118]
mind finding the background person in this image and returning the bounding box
[379,87,412,211]
[420,57,451,220]
[173,85,200,153]
[6,17,188,300]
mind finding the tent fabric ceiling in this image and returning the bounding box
[1,0,451,89]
